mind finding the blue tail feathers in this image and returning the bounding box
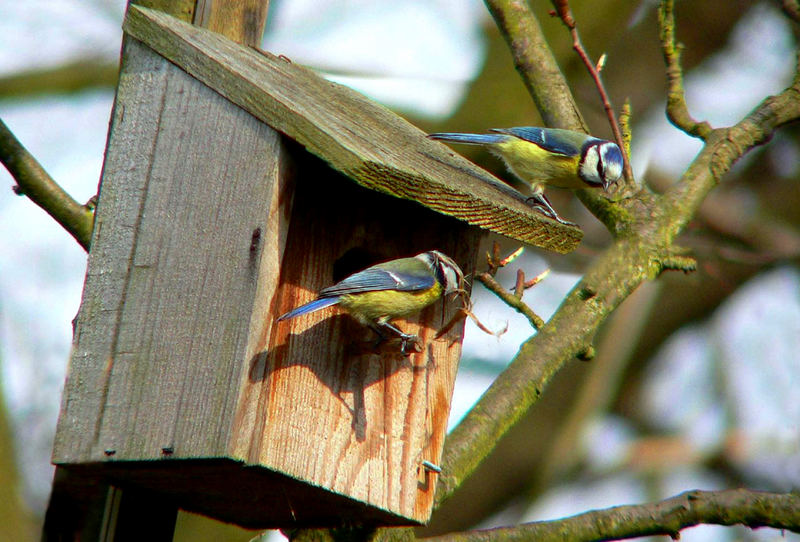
[277,297,340,321]
[428,132,507,145]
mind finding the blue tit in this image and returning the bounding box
[277,250,464,354]
[429,127,624,224]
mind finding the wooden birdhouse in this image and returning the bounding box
[50,4,582,533]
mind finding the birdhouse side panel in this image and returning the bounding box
[53,39,295,465]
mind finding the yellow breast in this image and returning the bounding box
[338,283,443,324]
[494,139,583,190]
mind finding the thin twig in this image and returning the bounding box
[423,489,800,542]
[497,246,523,268]
[551,0,634,182]
[0,118,94,250]
[478,243,546,330]
[476,272,544,330]
[513,269,525,299]
[658,0,713,139]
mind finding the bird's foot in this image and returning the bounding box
[524,195,577,227]
[399,333,422,356]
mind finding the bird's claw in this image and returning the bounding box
[399,334,422,356]
[524,196,577,227]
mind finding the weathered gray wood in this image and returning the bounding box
[123,5,583,253]
[193,0,270,45]
[52,35,476,526]
[53,37,294,463]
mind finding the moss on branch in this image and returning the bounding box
[423,489,800,542]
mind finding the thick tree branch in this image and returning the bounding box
[660,72,800,240]
[483,0,586,132]
[423,489,800,542]
[0,58,118,99]
[0,118,94,250]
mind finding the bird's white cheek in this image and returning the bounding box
[580,151,601,184]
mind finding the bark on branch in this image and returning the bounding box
[423,489,800,542]
[0,118,94,250]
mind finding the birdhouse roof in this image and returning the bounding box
[124,5,582,253]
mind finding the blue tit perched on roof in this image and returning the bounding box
[428,127,624,224]
[277,250,464,354]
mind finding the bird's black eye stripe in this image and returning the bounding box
[597,149,605,178]
[433,260,448,286]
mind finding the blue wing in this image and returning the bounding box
[490,127,582,156]
[428,132,508,145]
[277,297,340,321]
[319,267,435,297]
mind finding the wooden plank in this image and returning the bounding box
[122,5,582,253]
[53,37,295,463]
[52,38,172,464]
[194,0,270,45]
[231,158,480,522]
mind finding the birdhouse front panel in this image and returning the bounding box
[231,157,479,523]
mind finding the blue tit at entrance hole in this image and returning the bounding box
[277,250,464,354]
[428,127,624,225]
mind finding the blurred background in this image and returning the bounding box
[1,1,798,541]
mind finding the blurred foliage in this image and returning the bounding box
[173,511,261,542]
[0,362,37,542]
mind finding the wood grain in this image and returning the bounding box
[53,38,294,464]
[193,0,269,46]
[123,5,583,253]
[231,153,480,522]
[53,37,477,526]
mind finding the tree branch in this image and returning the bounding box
[434,31,800,514]
[483,0,586,132]
[472,244,546,330]
[0,118,94,250]
[660,68,800,240]
[423,489,800,542]
[658,0,713,139]
[0,58,118,99]
[475,272,544,330]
